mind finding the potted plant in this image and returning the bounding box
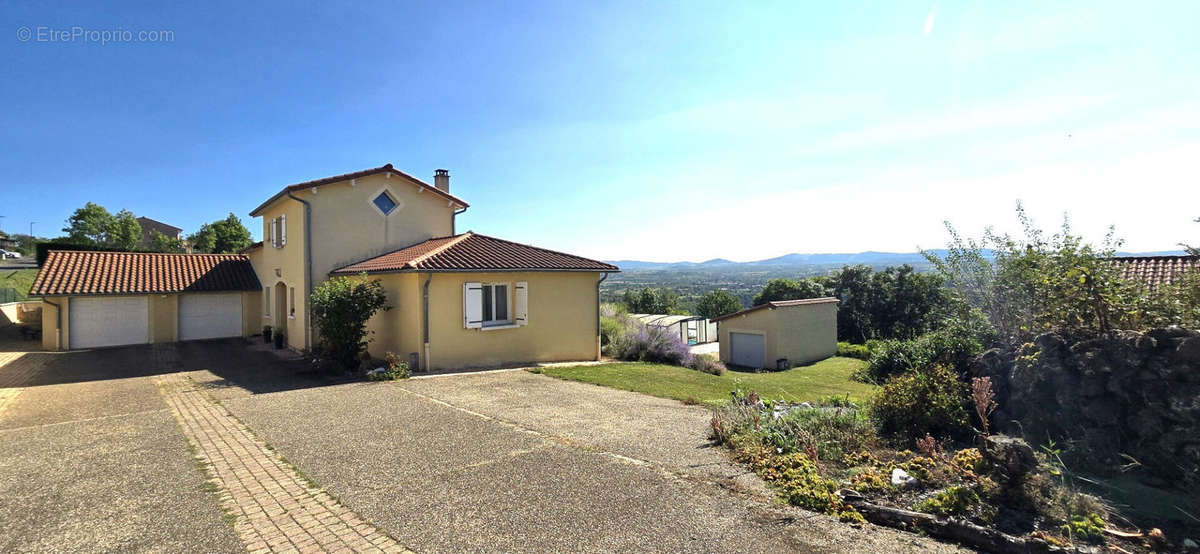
[274,331,285,349]
[262,325,272,343]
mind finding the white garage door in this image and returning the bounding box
[69,296,149,349]
[179,293,243,341]
[730,332,765,368]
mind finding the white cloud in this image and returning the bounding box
[923,4,937,37]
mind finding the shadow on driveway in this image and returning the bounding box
[0,337,354,395]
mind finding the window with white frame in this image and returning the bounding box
[464,281,528,329]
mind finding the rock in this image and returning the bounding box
[367,367,386,376]
[983,435,1038,482]
[1148,326,1199,341]
[1182,538,1198,550]
[1174,336,1200,364]
[890,468,916,487]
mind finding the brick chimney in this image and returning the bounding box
[434,169,449,193]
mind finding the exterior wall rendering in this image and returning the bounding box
[355,270,600,370]
[40,291,259,351]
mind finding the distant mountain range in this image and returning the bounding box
[605,250,1188,271]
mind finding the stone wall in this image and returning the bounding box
[970,327,1200,492]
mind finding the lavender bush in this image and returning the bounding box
[613,319,693,366]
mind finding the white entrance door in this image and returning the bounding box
[69,296,149,349]
[179,293,243,341]
[730,332,765,368]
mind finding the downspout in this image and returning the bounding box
[452,206,467,235]
[422,273,433,371]
[286,191,314,350]
[596,272,610,360]
[43,297,61,350]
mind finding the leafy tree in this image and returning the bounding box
[925,202,1144,346]
[188,213,252,253]
[108,210,142,251]
[696,289,742,319]
[63,202,114,245]
[145,230,185,253]
[309,274,389,370]
[1184,216,1199,256]
[620,287,687,314]
[751,278,827,306]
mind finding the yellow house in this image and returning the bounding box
[711,297,839,369]
[31,163,619,368]
[244,164,619,370]
[32,251,263,350]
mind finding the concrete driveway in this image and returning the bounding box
[0,336,962,553]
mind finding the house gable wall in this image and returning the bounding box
[718,302,837,368]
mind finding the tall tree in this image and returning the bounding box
[620,287,686,314]
[751,278,827,306]
[696,289,742,319]
[63,202,114,244]
[145,230,185,253]
[1184,216,1199,256]
[107,210,142,251]
[188,213,252,253]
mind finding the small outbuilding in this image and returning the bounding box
[629,314,716,345]
[711,297,838,369]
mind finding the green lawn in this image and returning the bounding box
[538,357,877,407]
[0,268,37,301]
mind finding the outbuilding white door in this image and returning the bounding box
[179,293,243,341]
[69,296,149,349]
[730,332,765,368]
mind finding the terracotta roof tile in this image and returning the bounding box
[30,251,261,296]
[249,163,469,216]
[1110,255,1199,290]
[331,232,619,274]
[710,297,840,323]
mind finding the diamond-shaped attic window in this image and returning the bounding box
[373,192,397,215]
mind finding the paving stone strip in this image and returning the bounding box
[156,373,413,554]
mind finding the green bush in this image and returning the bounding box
[600,316,624,351]
[309,274,389,371]
[369,352,411,380]
[687,354,726,375]
[760,406,876,463]
[870,364,970,441]
[836,342,870,360]
[913,486,982,517]
[857,326,984,384]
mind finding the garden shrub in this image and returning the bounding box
[687,354,725,375]
[870,364,970,441]
[309,274,389,371]
[600,315,625,353]
[857,326,984,384]
[913,486,982,518]
[836,342,871,360]
[612,321,692,366]
[368,352,411,381]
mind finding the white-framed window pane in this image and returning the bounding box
[482,285,494,321]
[494,285,508,321]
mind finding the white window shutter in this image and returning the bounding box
[280,213,287,246]
[463,282,483,329]
[267,219,274,247]
[514,281,528,325]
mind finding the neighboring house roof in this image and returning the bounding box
[30,251,261,296]
[330,232,620,274]
[249,163,470,216]
[136,216,183,237]
[1109,255,1200,290]
[239,241,263,254]
[710,297,840,323]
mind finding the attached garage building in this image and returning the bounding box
[31,251,262,350]
[712,297,839,370]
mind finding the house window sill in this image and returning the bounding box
[480,323,519,331]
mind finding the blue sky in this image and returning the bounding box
[2,1,1197,261]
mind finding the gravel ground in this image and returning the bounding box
[0,342,242,553]
[227,370,970,553]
